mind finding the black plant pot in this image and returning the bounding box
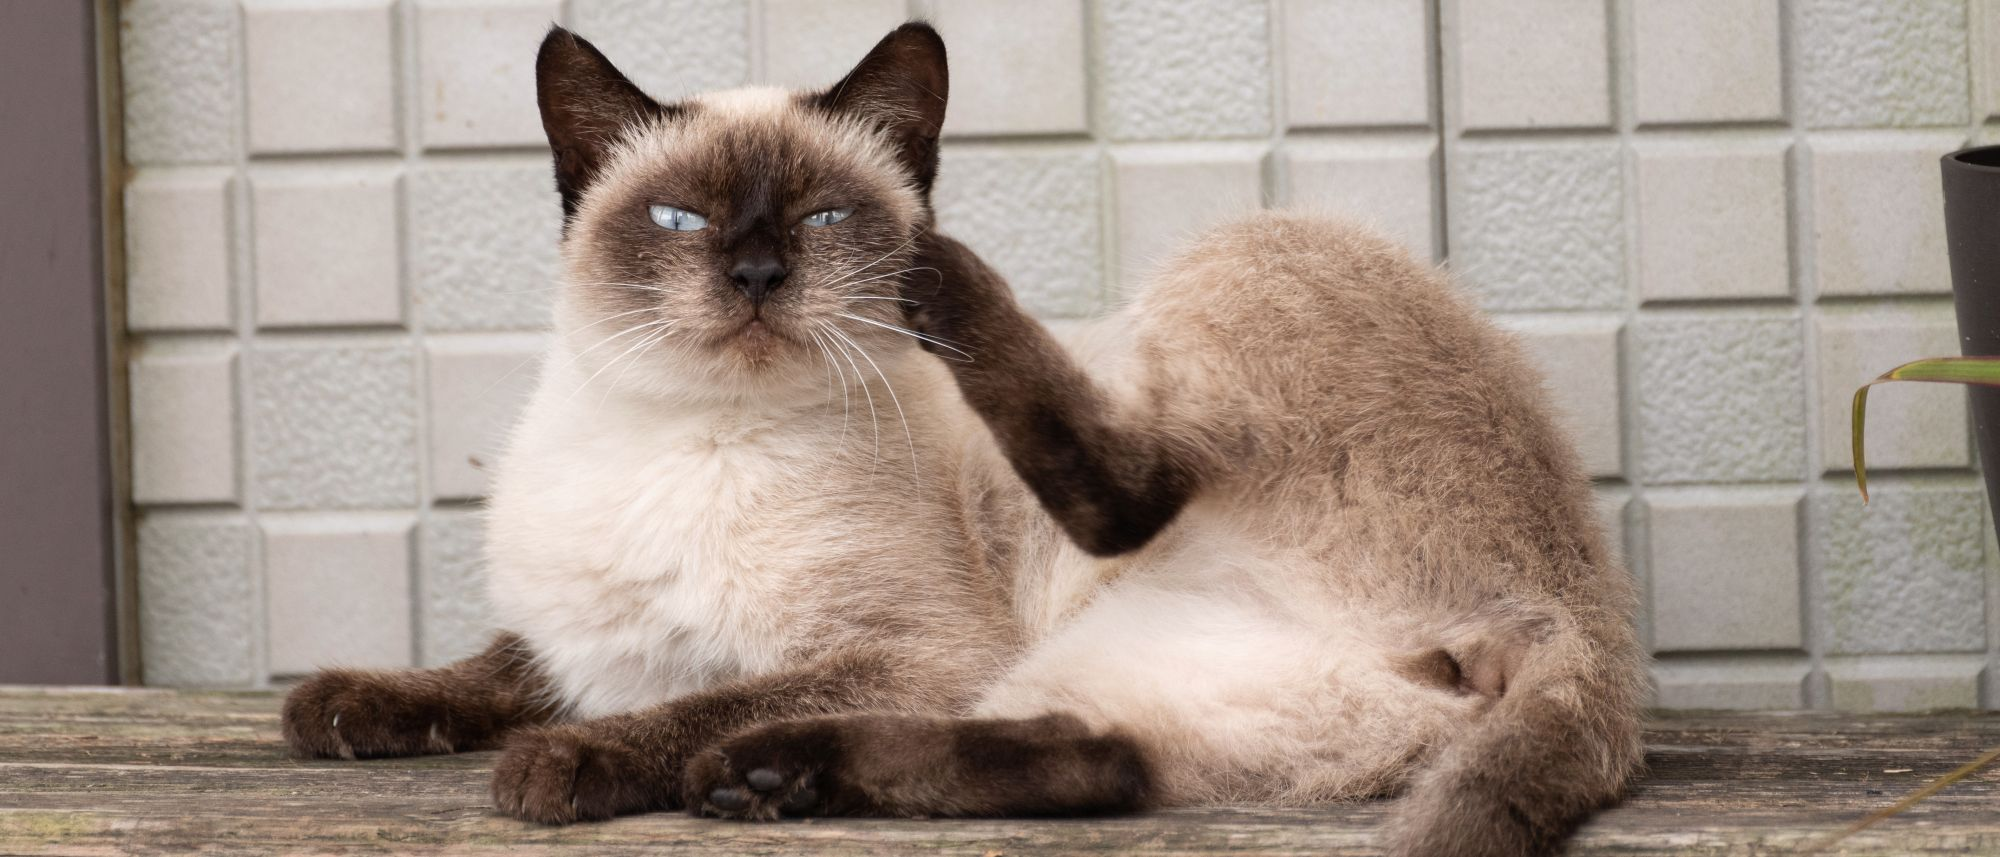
[1941,145,2000,542]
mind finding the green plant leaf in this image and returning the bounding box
[1852,357,2000,502]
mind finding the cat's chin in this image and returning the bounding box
[713,317,796,368]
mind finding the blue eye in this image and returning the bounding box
[802,207,853,228]
[648,205,708,231]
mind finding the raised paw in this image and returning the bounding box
[491,725,659,824]
[282,669,460,760]
[684,719,855,821]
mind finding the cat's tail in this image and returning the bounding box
[1382,615,1645,857]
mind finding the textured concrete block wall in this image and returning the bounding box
[121,0,2000,710]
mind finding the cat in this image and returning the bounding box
[279,22,1645,857]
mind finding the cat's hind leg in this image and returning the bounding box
[282,632,556,759]
[685,712,1151,820]
[689,555,1475,820]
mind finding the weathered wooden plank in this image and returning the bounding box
[0,690,1996,856]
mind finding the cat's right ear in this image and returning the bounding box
[535,26,671,222]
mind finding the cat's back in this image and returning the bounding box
[1126,211,1612,597]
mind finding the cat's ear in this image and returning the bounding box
[536,26,671,221]
[815,22,949,195]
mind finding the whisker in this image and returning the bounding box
[842,296,918,304]
[807,328,851,445]
[825,266,939,295]
[817,228,929,291]
[825,325,918,480]
[599,324,677,408]
[834,312,974,361]
[469,305,667,402]
[558,319,677,409]
[824,326,882,464]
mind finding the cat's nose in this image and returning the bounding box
[729,256,789,304]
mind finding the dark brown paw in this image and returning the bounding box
[282,670,461,760]
[491,725,661,824]
[685,720,853,820]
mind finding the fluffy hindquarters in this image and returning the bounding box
[1380,620,1645,857]
[974,564,1481,807]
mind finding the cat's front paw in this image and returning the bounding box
[491,725,660,824]
[686,718,859,821]
[282,669,460,759]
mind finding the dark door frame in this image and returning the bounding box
[0,0,134,685]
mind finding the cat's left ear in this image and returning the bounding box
[815,22,949,195]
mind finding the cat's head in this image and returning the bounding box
[535,23,948,401]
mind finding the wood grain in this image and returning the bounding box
[1,688,1996,855]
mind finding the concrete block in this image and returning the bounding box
[1984,0,2000,119]
[1814,482,1988,655]
[251,167,405,328]
[420,508,496,666]
[1631,0,1783,124]
[934,144,1104,317]
[1448,141,1624,311]
[760,0,907,89]
[244,0,398,154]
[1798,0,1970,128]
[1097,0,1273,140]
[1816,305,1970,472]
[130,344,240,505]
[1282,0,1431,128]
[1282,138,1437,260]
[928,0,1088,136]
[1596,488,1631,566]
[1497,315,1623,478]
[426,335,543,499]
[1636,141,1791,302]
[416,0,560,148]
[126,169,235,331]
[1810,133,1962,297]
[137,512,256,687]
[1453,0,1609,130]
[122,0,241,164]
[409,159,561,331]
[1636,313,1806,483]
[263,514,414,674]
[1646,487,1804,652]
[250,341,419,509]
[1110,143,1266,292]
[1826,655,1985,711]
[1653,657,1810,710]
[568,0,749,102]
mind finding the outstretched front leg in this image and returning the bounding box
[685,712,1151,820]
[907,233,1200,556]
[282,632,555,759]
[490,646,963,824]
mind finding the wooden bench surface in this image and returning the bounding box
[1,688,1996,855]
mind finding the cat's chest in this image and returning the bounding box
[486,413,835,717]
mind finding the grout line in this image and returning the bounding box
[1263,0,1284,212]
[226,0,269,690]
[1426,0,1446,263]
[1606,0,1654,666]
[1083,0,1117,308]
[401,0,430,670]
[1780,0,1830,711]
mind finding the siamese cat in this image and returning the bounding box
[281,22,1644,857]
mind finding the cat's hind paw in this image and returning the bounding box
[685,719,854,821]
